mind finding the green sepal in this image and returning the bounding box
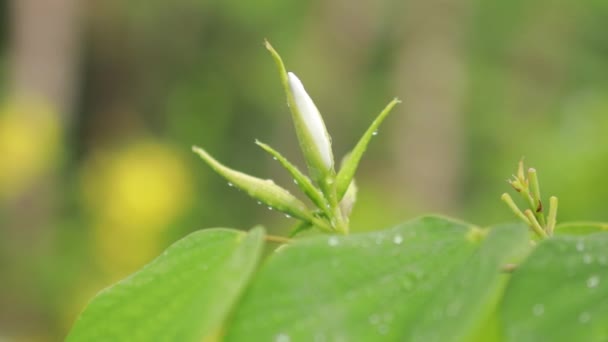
[339,179,357,223]
[335,98,400,200]
[255,140,329,212]
[288,221,314,238]
[193,146,313,222]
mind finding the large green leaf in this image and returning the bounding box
[66,227,265,342]
[501,232,608,342]
[224,216,530,341]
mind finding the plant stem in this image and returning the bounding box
[546,196,558,236]
[265,235,292,244]
[527,168,546,226]
[524,209,548,238]
[501,193,531,225]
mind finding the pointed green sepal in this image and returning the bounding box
[265,40,335,184]
[288,221,314,238]
[339,179,358,224]
[335,98,400,200]
[264,39,289,90]
[255,140,329,212]
[192,146,313,222]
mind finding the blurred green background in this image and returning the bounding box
[1,0,607,340]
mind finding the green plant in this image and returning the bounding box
[66,43,608,342]
[193,41,399,236]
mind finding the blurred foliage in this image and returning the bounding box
[0,0,607,340]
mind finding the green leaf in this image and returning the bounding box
[224,216,530,342]
[554,222,608,236]
[335,98,400,200]
[501,233,608,342]
[66,227,265,342]
[255,140,328,212]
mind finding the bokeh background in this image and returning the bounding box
[1,0,607,340]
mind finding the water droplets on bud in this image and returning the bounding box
[393,234,403,245]
[328,236,339,247]
[532,304,545,316]
[587,275,600,288]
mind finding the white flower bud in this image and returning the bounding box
[287,72,333,170]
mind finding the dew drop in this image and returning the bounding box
[375,235,384,245]
[383,312,394,322]
[293,179,298,185]
[268,207,273,211]
[257,201,263,205]
[579,312,591,324]
[285,214,291,218]
[587,275,600,288]
[328,236,339,247]
[314,333,327,342]
[227,182,234,187]
[393,234,403,245]
[273,157,278,161]
[377,324,389,335]
[275,333,290,342]
[583,254,593,264]
[400,278,413,291]
[446,301,462,317]
[372,131,378,136]
[577,240,585,252]
[532,304,545,316]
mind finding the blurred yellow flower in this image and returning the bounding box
[80,139,194,275]
[0,101,61,198]
[81,140,194,230]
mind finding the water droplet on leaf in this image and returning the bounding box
[275,333,290,342]
[328,236,339,247]
[583,254,593,264]
[587,275,600,288]
[532,304,545,316]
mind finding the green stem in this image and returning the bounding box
[546,196,558,236]
[524,209,548,238]
[527,168,546,226]
[501,193,531,225]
